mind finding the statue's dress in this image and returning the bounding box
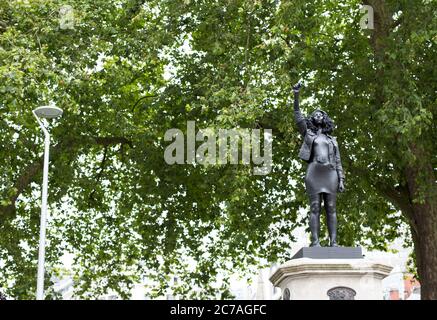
[305,133,338,196]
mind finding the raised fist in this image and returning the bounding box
[293,82,302,93]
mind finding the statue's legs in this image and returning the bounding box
[323,193,338,247]
[309,193,322,247]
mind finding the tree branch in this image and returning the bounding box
[130,94,158,112]
[88,146,109,205]
[94,136,133,148]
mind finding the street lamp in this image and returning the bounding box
[33,105,63,300]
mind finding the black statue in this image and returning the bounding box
[292,82,345,247]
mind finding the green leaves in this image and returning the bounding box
[0,0,436,299]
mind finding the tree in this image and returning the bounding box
[0,0,436,299]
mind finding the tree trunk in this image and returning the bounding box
[404,145,437,300]
[413,201,437,300]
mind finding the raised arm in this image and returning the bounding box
[292,83,307,136]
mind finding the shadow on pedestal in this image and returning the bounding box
[291,247,364,260]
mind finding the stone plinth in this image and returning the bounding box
[291,246,364,259]
[270,248,393,300]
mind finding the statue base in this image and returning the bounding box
[269,247,393,300]
[291,246,364,259]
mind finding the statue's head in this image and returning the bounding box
[307,109,335,134]
[311,110,326,125]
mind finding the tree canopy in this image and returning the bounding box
[0,0,436,299]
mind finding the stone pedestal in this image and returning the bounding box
[269,247,393,300]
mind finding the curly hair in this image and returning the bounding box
[305,109,335,134]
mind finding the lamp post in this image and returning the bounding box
[32,105,63,300]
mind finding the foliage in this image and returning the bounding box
[0,0,435,299]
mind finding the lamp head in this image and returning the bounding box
[33,106,63,119]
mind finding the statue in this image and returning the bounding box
[292,82,345,247]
